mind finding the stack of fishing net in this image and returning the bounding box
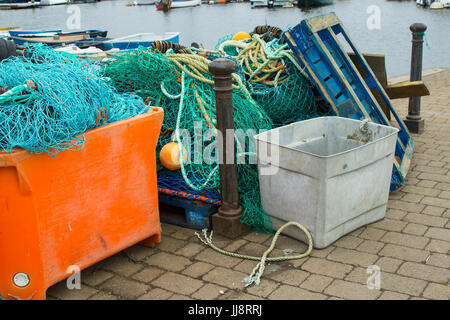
[216,26,321,125]
[103,47,274,231]
[0,44,148,155]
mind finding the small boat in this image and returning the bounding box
[39,0,69,5]
[250,0,294,8]
[430,1,444,9]
[297,0,333,6]
[9,34,89,47]
[126,0,155,6]
[0,26,23,38]
[155,0,201,10]
[9,29,62,37]
[75,37,111,50]
[102,32,180,50]
[0,1,41,9]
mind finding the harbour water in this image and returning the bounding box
[1,0,449,76]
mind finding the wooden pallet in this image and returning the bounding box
[158,193,219,230]
[285,13,413,191]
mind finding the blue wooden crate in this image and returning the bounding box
[159,193,219,230]
[285,13,413,191]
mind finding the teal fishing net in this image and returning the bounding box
[103,47,274,231]
[0,44,148,155]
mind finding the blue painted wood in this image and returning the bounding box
[285,13,413,191]
[158,193,219,230]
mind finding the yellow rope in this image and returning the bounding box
[195,221,313,287]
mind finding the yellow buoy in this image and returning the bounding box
[159,142,188,171]
[232,32,252,42]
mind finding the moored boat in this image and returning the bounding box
[155,0,201,10]
[9,34,90,47]
[0,1,41,9]
[9,29,62,37]
[102,32,180,50]
[39,0,69,5]
[297,0,333,6]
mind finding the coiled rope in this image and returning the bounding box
[195,221,313,287]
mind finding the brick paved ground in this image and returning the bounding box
[47,68,450,300]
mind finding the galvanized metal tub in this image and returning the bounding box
[254,116,399,248]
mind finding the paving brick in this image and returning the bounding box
[421,196,450,208]
[152,272,204,295]
[417,173,450,183]
[132,267,165,283]
[246,279,280,298]
[344,267,368,285]
[175,243,205,258]
[47,281,98,300]
[402,223,428,236]
[358,227,387,241]
[380,232,429,249]
[191,284,227,300]
[379,244,429,262]
[327,247,378,267]
[88,291,118,300]
[416,180,437,188]
[268,269,309,286]
[169,294,192,300]
[324,280,381,300]
[426,253,450,269]
[439,190,450,199]
[145,252,192,272]
[170,227,197,241]
[425,227,450,241]
[195,248,242,268]
[370,218,408,232]
[380,272,427,296]
[385,209,407,221]
[301,257,353,279]
[401,193,424,203]
[378,291,409,300]
[334,236,364,249]
[219,290,263,300]
[154,236,187,252]
[425,239,450,253]
[243,231,273,243]
[309,245,336,258]
[182,262,215,278]
[356,240,385,254]
[223,239,248,252]
[100,254,143,277]
[123,245,158,262]
[160,223,180,236]
[435,182,450,191]
[202,267,247,290]
[81,269,114,287]
[398,262,450,283]
[99,276,150,299]
[269,285,327,300]
[422,205,447,217]
[137,288,173,300]
[404,212,447,228]
[300,274,333,293]
[387,200,425,213]
[423,283,450,300]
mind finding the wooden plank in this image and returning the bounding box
[306,13,341,33]
[385,81,430,99]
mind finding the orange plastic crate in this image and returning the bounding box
[0,107,164,300]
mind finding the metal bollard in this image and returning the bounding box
[404,23,427,134]
[208,58,248,238]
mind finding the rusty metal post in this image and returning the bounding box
[209,58,248,238]
[404,23,427,134]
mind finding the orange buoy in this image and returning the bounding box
[159,142,188,171]
[232,32,252,42]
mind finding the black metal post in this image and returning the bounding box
[208,58,247,238]
[404,23,427,134]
